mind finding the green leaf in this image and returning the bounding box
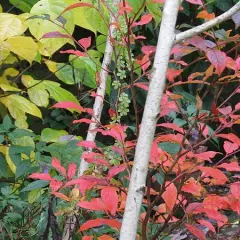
[154,170,165,185]
[215,0,232,11]
[27,0,75,56]
[28,189,45,203]
[16,160,37,179]
[21,180,49,192]
[159,142,180,155]
[146,0,162,25]
[8,129,35,139]
[22,75,78,106]
[0,135,4,144]
[3,115,13,132]
[0,154,9,178]
[96,35,107,53]
[70,55,97,88]
[41,128,68,142]
[64,0,109,35]
[9,0,39,12]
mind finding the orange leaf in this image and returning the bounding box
[197,10,215,20]
[51,192,70,201]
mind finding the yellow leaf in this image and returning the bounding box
[27,0,74,56]
[0,13,28,41]
[0,84,21,92]
[45,60,58,73]
[0,95,42,126]
[0,41,10,64]
[6,36,38,64]
[0,5,2,13]
[0,145,16,173]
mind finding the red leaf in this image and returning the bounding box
[118,1,133,15]
[162,182,177,211]
[218,106,232,115]
[79,218,121,232]
[185,224,206,240]
[166,68,183,82]
[206,49,226,75]
[181,178,202,196]
[157,123,184,134]
[107,164,126,179]
[61,2,94,15]
[97,125,126,141]
[199,208,228,226]
[198,167,228,185]
[217,133,240,146]
[185,0,203,6]
[28,173,53,181]
[223,141,238,154]
[51,192,70,201]
[41,31,71,39]
[60,49,86,57]
[132,14,152,27]
[73,118,96,124]
[156,134,183,145]
[230,182,240,199]
[77,141,96,149]
[52,101,84,113]
[187,151,219,162]
[134,82,149,91]
[217,162,240,172]
[197,219,216,233]
[82,237,93,240]
[142,45,156,55]
[64,176,109,188]
[78,198,106,212]
[78,37,91,49]
[135,54,151,71]
[67,163,77,179]
[50,180,63,192]
[81,152,110,167]
[52,157,66,177]
[101,187,118,216]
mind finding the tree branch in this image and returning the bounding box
[175,2,240,43]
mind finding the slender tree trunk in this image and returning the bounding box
[62,2,119,239]
[119,1,181,239]
[78,0,120,175]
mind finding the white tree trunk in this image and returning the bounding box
[78,0,120,175]
[62,2,119,239]
[119,1,181,239]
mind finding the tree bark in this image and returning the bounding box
[119,1,181,239]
